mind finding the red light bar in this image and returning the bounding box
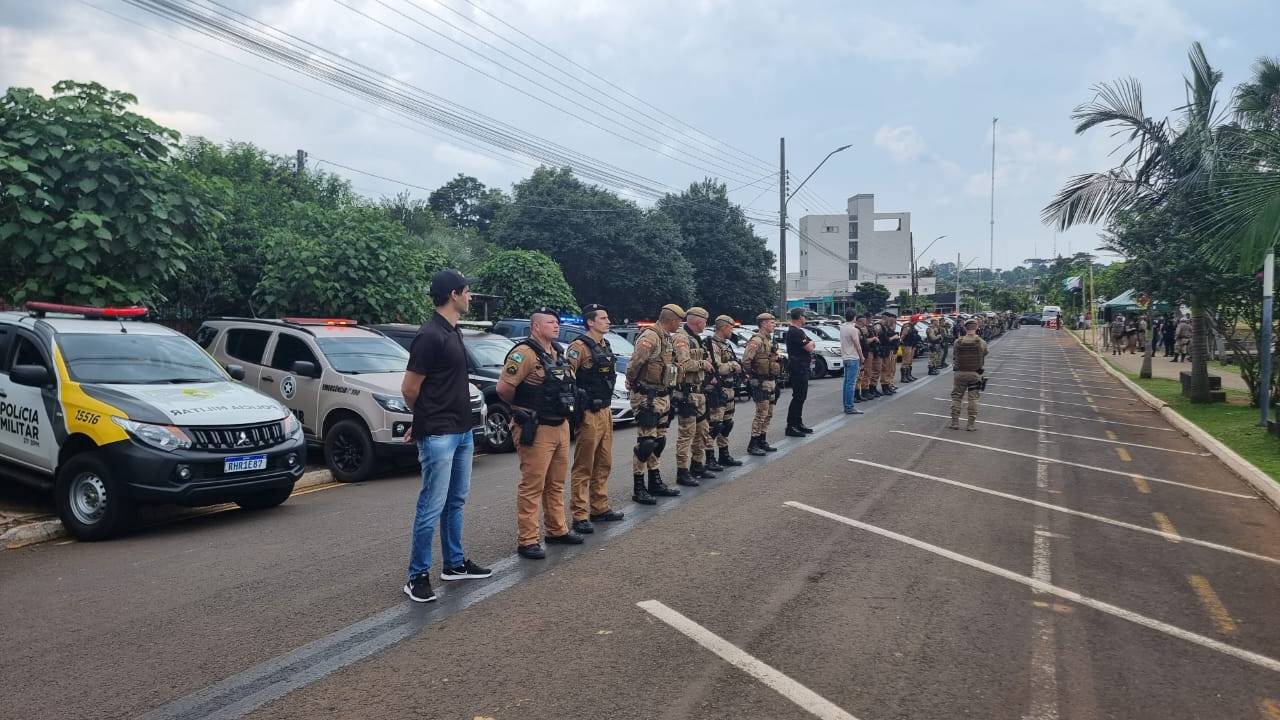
[282,317,356,326]
[26,301,148,318]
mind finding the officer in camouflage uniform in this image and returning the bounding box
[950,318,988,431]
[705,314,744,468]
[626,304,684,503]
[743,312,782,456]
[673,307,715,487]
[926,317,945,375]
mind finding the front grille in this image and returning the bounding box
[188,421,285,452]
[471,411,483,428]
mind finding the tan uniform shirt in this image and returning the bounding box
[501,341,556,408]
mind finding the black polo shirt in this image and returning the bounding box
[406,311,471,437]
[784,325,812,368]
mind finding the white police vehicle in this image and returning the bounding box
[0,303,306,540]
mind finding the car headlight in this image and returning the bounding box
[821,347,841,357]
[282,413,303,438]
[111,416,192,452]
[374,393,412,414]
[613,388,629,400]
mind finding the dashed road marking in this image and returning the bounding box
[1115,447,1132,462]
[1133,477,1152,494]
[948,399,1175,431]
[637,600,859,720]
[982,392,1149,413]
[1105,430,1118,440]
[890,431,1256,499]
[1188,575,1239,636]
[996,382,1134,400]
[784,501,1280,673]
[845,460,1280,565]
[912,414,1206,455]
[1151,513,1180,542]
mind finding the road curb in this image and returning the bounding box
[1067,330,1280,510]
[2,467,334,550]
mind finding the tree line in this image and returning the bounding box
[0,80,778,327]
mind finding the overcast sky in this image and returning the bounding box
[2,0,1276,274]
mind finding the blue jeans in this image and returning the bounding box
[842,358,861,411]
[407,432,473,579]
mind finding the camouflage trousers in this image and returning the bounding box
[951,371,981,422]
[750,380,776,435]
[929,345,943,368]
[630,393,672,475]
[675,392,708,468]
[705,387,735,449]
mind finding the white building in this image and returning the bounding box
[788,193,924,297]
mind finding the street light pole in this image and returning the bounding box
[1261,250,1274,427]
[777,141,852,318]
[913,234,947,297]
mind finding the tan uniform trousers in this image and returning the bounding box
[676,392,708,468]
[859,355,875,390]
[515,420,571,546]
[569,407,612,521]
[707,387,734,449]
[879,352,896,385]
[750,380,776,435]
[901,346,915,367]
[950,371,981,423]
[630,393,672,475]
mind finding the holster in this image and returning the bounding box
[750,383,770,403]
[515,409,538,446]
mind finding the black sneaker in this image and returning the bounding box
[518,543,546,560]
[572,519,595,534]
[590,509,625,522]
[440,559,493,581]
[545,532,585,545]
[403,574,437,603]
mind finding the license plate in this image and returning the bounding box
[224,454,267,474]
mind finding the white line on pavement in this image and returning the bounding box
[889,431,1256,499]
[911,413,1208,456]
[995,364,1113,378]
[939,399,1176,431]
[1027,523,1060,720]
[637,600,859,720]
[983,392,1150,412]
[995,382,1135,400]
[783,501,1280,674]
[845,459,1280,565]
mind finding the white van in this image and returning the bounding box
[1041,305,1062,328]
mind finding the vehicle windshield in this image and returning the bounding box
[603,331,635,356]
[807,326,838,341]
[57,333,228,384]
[465,334,516,367]
[315,336,409,374]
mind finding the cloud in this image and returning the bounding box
[874,125,926,163]
[963,125,1076,198]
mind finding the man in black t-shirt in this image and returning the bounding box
[400,269,493,603]
[784,308,815,437]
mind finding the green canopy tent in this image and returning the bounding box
[1101,289,1173,319]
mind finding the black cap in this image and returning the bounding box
[583,303,608,316]
[789,307,805,320]
[430,269,469,298]
[531,306,559,319]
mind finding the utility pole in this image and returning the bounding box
[989,117,997,302]
[909,232,918,296]
[1261,250,1274,427]
[955,252,962,314]
[296,149,307,176]
[778,137,787,318]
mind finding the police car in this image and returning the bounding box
[0,303,306,540]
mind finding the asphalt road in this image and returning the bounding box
[3,327,1279,720]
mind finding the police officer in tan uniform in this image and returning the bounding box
[673,307,715,487]
[742,312,782,456]
[705,315,744,468]
[565,304,624,535]
[626,304,684,503]
[497,308,583,559]
[949,318,988,431]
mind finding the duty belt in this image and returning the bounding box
[635,383,671,397]
[678,383,703,394]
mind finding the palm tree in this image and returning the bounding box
[1043,42,1229,400]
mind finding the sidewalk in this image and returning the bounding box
[1071,329,1249,392]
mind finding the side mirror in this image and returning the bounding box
[291,360,319,378]
[11,365,51,387]
[225,364,246,381]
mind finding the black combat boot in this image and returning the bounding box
[648,468,681,497]
[718,447,743,467]
[691,459,716,479]
[900,367,909,384]
[747,436,767,456]
[759,435,779,452]
[785,425,806,437]
[632,474,656,505]
[676,467,701,487]
[704,450,724,472]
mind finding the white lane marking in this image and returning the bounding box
[996,382,1135,400]
[997,376,1131,392]
[846,460,1280,565]
[983,392,1150,413]
[912,413,1208,456]
[890,431,1256,499]
[1027,524,1060,720]
[782,502,1280,674]
[942,399,1176,431]
[994,361,1112,374]
[996,365,1114,379]
[636,600,859,720]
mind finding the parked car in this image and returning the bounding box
[1019,312,1043,325]
[199,317,484,482]
[0,303,306,540]
[772,326,842,378]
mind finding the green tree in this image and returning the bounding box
[850,282,889,314]
[490,167,694,320]
[656,180,776,319]
[0,81,217,305]
[428,174,507,235]
[473,249,578,318]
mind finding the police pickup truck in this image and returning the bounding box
[0,303,306,540]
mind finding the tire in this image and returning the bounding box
[324,418,376,483]
[235,485,294,510]
[484,403,515,453]
[812,357,829,379]
[55,452,133,541]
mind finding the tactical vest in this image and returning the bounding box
[631,327,677,389]
[575,334,616,408]
[748,333,778,378]
[953,336,983,372]
[709,336,738,376]
[679,325,708,388]
[511,340,577,420]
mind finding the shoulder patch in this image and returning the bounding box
[567,348,580,360]
[511,351,525,364]
[638,338,654,349]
